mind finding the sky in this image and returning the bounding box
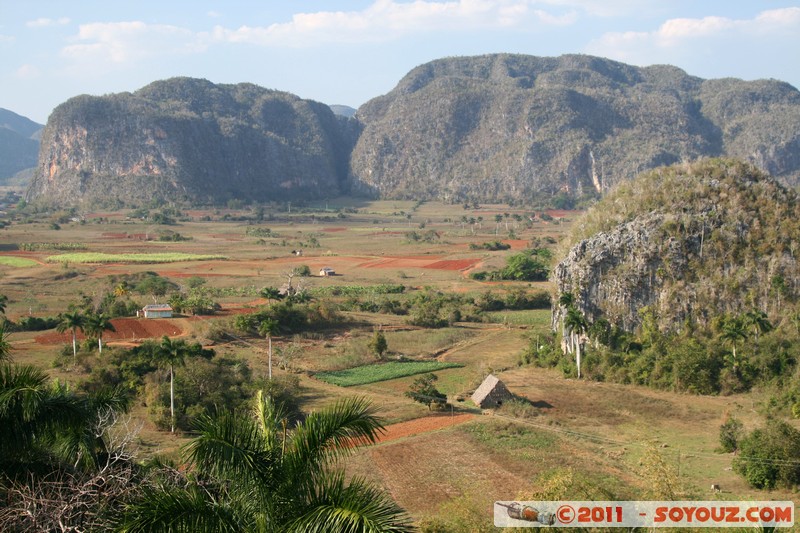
[2,1,799,124]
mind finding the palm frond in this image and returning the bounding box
[288,470,414,533]
[116,481,242,533]
[182,411,279,488]
[288,396,385,471]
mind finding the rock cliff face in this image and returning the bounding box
[351,54,800,203]
[27,78,358,206]
[26,55,800,207]
[552,159,800,333]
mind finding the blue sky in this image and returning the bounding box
[2,1,799,124]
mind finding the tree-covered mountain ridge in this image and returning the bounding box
[0,108,43,184]
[26,54,800,207]
[27,79,359,206]
[553,158,800,335]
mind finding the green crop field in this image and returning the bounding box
[0,256,38,267]
[314,360,464,387]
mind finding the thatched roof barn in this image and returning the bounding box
[471,374,513,408]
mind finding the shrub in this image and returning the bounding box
[718,416,743,453]
[733,420,800,489]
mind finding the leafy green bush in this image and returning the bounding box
[718,416,743,453]
[733,420,800,489]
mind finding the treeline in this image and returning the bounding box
[339,288,551,327]
[527,307,800,403]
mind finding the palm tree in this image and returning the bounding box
[155,336,191,433]
[0,362,128,476]
[0,293,8,316]
[84,312,116,354]
[259,318,280,380]
[564,306,588,379]
[57,310,85,365]
[113,283,129,298]
[743,310,772,342]
[720,315,748,370]
[116,392,412,532]
[260,286,282,305]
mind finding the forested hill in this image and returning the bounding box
[26,54,800,207]
[0,108,42,183]
[553,159,800,334]
[351,54,800,204]
[27,78,359,206]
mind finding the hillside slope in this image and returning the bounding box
[351,54,800,203]
[25,55,800,206]
[0,108,42,182]
[27,78,358,206]
[552,159,800,333]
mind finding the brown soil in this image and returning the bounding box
[503,239,529,250]
[358,256,445,269]
[374,413,475,444]
[321,227,347,232]
[365,427,529,517]
[424,259,480,271]
[35,318,184,345]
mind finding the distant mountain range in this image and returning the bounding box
[23,54,800,207]
[0,108,43,184]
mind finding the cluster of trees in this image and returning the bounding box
[534,304,800,397]
[720,417,800,490]
[470,249,551,282]
[1,361,411,530]
[1,296,412,531]
[469,240,511,251]
[339,288,550,327]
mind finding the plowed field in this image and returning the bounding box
[35,318,185,344]
[375,413,475,444]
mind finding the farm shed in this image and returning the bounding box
[141,304,173,319]
[471,374,513,408]
[319,267,335,276]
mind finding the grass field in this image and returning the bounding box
[0,256,38,267]
[1,198,793,530]
[314,360,464,387]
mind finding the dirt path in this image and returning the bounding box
[374,413,476,444]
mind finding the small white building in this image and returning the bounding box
[141,304,173,319]
[319,267,336,277]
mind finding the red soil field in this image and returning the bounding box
[358,256,445,269]
[424,259,481,271]
[503,239,529,250]
[373,413,475,445]
[35,318,183,345]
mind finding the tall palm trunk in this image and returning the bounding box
[170,364,175,433]
[72,329,78,363]
[268,335,272,379]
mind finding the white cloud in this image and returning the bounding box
[61,21,205,65]
[26,17,70,28]
[212,0,577,47]
[15,64,41,79]
[587,7,800,65]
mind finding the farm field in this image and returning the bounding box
[0,198,794,530]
